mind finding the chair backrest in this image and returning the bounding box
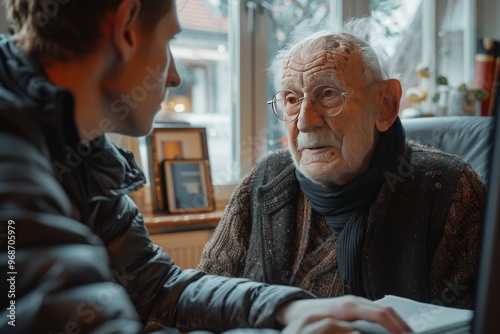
[402,116,494,184]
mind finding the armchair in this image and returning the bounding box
[402,116,495,184]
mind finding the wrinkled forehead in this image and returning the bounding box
[282,34,369,89]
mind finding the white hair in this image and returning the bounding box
[268,17,398,91]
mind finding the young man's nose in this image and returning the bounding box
[166,51,181,88]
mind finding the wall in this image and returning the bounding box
[0,4,7,33]
[477,0,500,40]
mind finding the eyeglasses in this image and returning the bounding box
[267,81,379,122]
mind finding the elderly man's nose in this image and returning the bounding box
[296,98,324,131]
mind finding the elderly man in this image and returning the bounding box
[198,19,485,310]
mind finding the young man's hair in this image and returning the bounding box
[5,0,172,60]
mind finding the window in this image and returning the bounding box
[138,0,475,206]
[156,0,234,187]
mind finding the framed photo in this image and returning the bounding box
[162,160,215,213]
[151,126,208,162]
[146,126,210,212]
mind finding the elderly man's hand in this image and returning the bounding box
[277,296,412,334]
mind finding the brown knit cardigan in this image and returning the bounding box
[197,142,485,309]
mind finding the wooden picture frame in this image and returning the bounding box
[162,160,215,213]
[147,126,210,213]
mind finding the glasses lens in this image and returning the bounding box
[311,85,343,115]
[273,90,300,121]
[271,85,345,121]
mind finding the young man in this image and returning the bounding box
[198,19,485,309]
[0,1,410,333]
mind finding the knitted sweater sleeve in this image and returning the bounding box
[197,168,256,277]
[429,164,486,309]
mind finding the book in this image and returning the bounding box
[490,44,500,116]
[349,295,473,334]
[472,38,500,116]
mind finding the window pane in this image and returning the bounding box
[372,0,474,116]
[156,0,235,185]
[436,0,468,87]
[371,0,422,112]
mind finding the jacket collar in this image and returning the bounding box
[84,135,146,200]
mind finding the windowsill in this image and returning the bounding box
[143,209,224,234]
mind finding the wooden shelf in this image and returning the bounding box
[143,209,224,234]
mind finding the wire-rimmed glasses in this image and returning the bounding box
[267,82,378,122]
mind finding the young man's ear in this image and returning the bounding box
[112,0,141,62]
[375,78,402,132]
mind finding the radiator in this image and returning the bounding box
[150,230,213,269]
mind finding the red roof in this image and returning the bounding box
[177,0,228,33]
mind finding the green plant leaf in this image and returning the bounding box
[437,76,448,85]
[474,89,489,101]
[432,92,440,103]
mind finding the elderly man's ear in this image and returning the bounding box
[375,79,402,132]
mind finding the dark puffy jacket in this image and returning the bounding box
[0,35,313,334]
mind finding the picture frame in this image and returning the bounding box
[146,126,210,213]
[162,160,215,213]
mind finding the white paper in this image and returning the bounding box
[375,295,473,333]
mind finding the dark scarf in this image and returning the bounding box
[296,117,406,296]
